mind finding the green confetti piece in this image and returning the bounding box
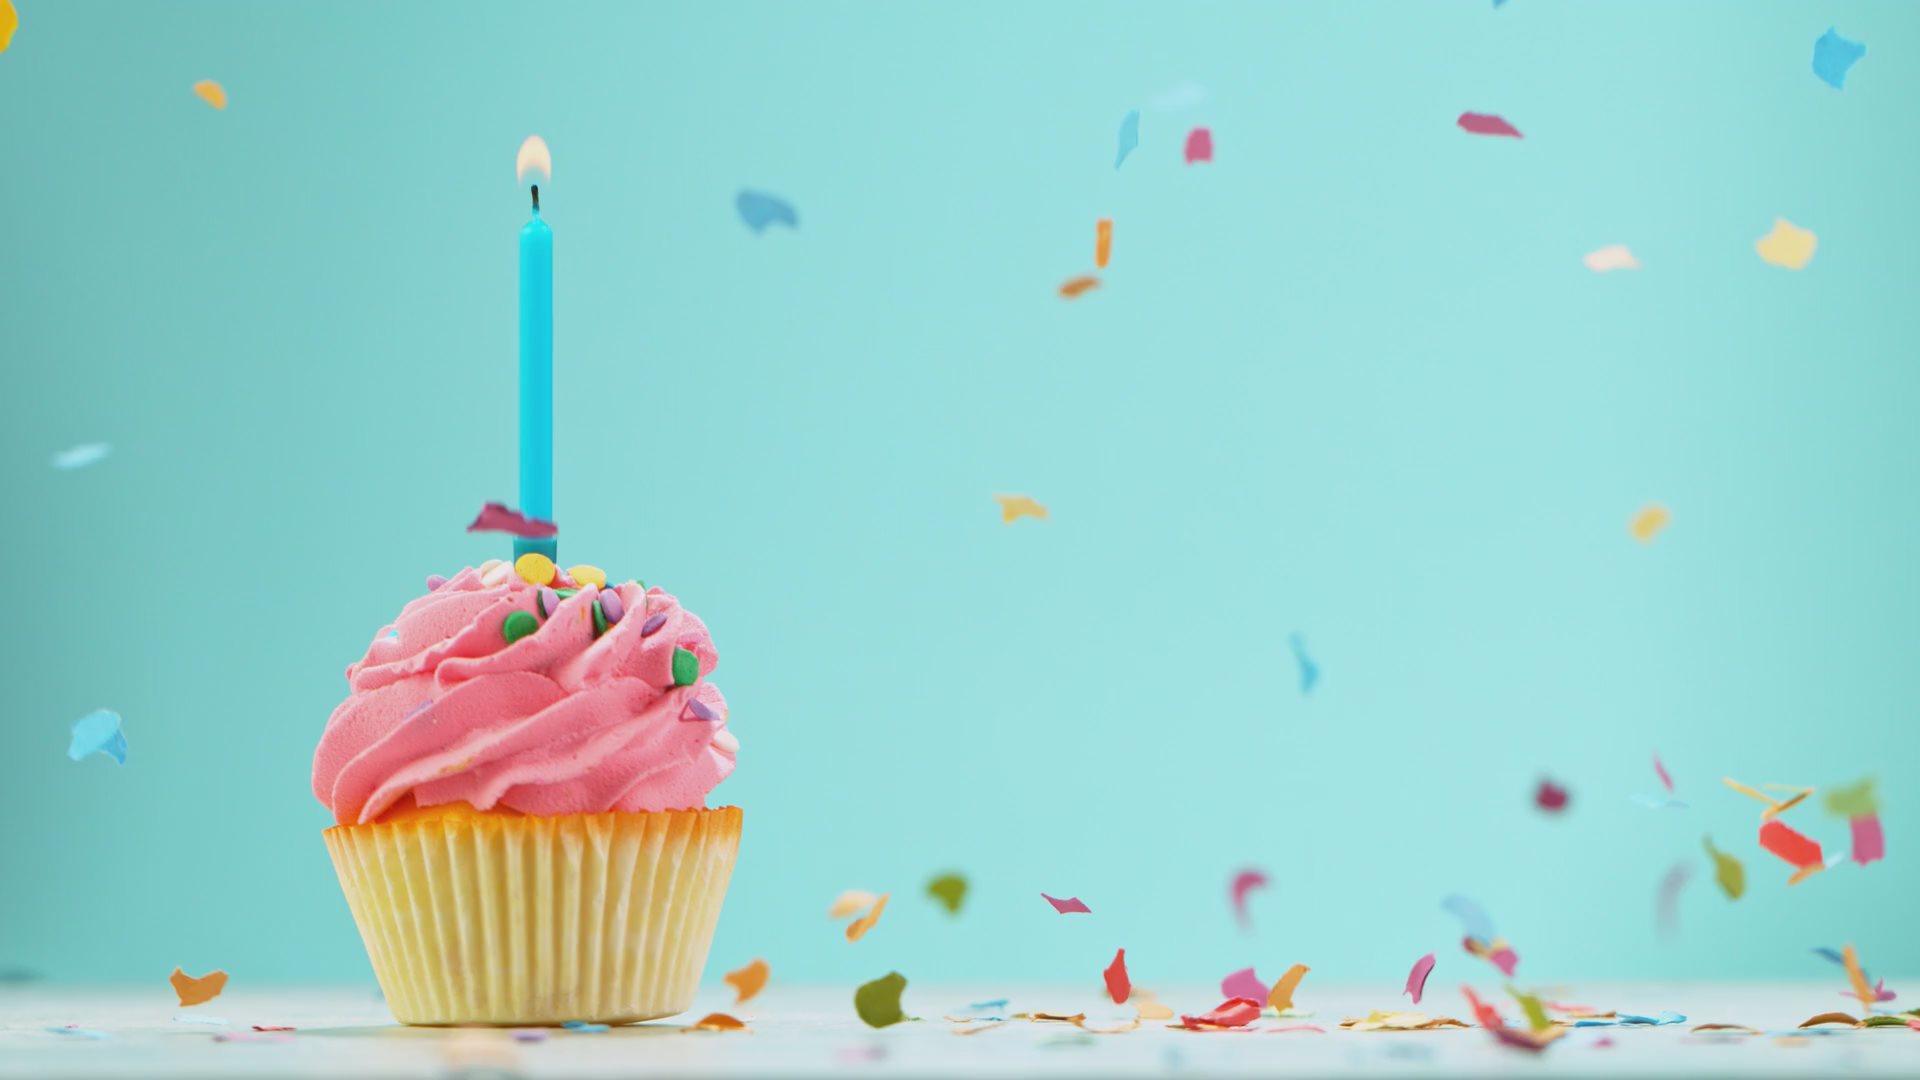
[1863,1015,1911,1028]
[854,971,908,1029]
[1506,986,1551,1032]
[1703,835,1745,900]
[1825,777,1878,819]
[926,873,968,915]
[592,601,608,638]
[502,610,539,644]
[672,647,699,686]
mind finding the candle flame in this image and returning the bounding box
[516,135,551,185]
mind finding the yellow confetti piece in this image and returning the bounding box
[1134,999,1174,1021]
[1095,219,1113,269]
[566,564,606,589]
[170,967,228,1007]
[950,1019,1009,1035]
[1267,963,1309,1013]
[688,1012,748,1032]
[723,957,768,1005]
[994,494,1049,523]
[1756,218,1817,270]
[846,892,890,942]
[1703,834,1746,900]
[0,1,17,54]
[1842,945,1875,1009]
[192,80,227,110]
[1630,504,1670,543]
[1339,1011,1467,1031]
[828,890,877,919]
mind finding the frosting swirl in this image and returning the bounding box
[312,564,735,825]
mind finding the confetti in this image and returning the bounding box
[1850,814,1884,865]
[51,443,111,469]
[1798,1012,1860,1028]
[0,1,14,54]
[855,972,909,1028]
[1631,793,1688,810]
[1288,633,1319,695]
[1441,895,1496,942]
[926,873,967,914]
[1692,1023,1761,1035]
[1758,819,1823,870]
[829,890,878,919]
[1178,998,1261,1030]
[46,1026,111,1039]
[1220,967,1266,1002]
[252,1025,294,1032]
[1104,948,1130,1004]
[1583,245,1640,273]
[1656,860,1691,935]
[1630,504,1670,542]
[1457,112,1521,138]
[1465,937,1520,977]
[968,998,1009,1011]
[510,1030,547,1042]
[1507,986,1551,1032]
[467,501,557,539]
[1534,779,1569,812]
[723,958,768,1005]
[1095,219,1112,269]
[1267,1023,1325,1034]
[949,1019,1009,1035]
[1341,1011,1468,1031]
[1229,868,1268,927]
[1268,964,1309,1013]
[1404,953,1436,1004]
[1825,777,1878,818]
[172,1015,229,1026]
[192,80,227,109]
[67,709,127,765]
[1151,84,1206,111]
[1183,127,1213,164]
[1134,997,1174,1021]
[846,893,890,942]
[1115,110,1140,169]
[1842,945,1876,1010]
[1654,754,1675,793]
[995,495,1050,523]
[1057,276,1099,299]
[1812,28,1866,89]
[736,190,798,234]
[1755,218,1817,270]
[561,1021,609,1033]
[1703,835,1745,899]
[170,967,227,1007]
[688,1013,747,1032]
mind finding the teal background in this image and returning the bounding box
[3,0,1917,992]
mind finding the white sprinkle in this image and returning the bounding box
[712,729,740,754]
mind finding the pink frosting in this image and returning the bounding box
[312,565,736,825]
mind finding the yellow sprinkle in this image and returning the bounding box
[1629,503,1670,543]
[567,564,607,589]
[192,79,228,110]
[514,552,557,586]
[1755,217,1817,271]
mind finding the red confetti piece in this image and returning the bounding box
[1229,868,1267,927]
[1184,127,1213,164]
[1653,753,1675,793]
[1534,779,1569,812]
[1404,952,1436,1004]
[1457,112,1522,138]
[467,501,557,539]
[1759,819,1823,868]
[1103,948,1130,1004]
[1179,997,1262,1030]
[1461,985,1504,1029]
[1040,893,1090,914]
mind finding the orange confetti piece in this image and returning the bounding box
[1722,776,1779,810]
[723,958,769,1005]
[1630,504,1669,543]
[994,494,1049,523]
[846,892,890,942]
[170,967,228,1007]
[192,80,228,110]
[1799,1012,1861,1028]
[1267,963,1309,1013]
[1059,275,1099,299]
[1692,1023,1761,1034]
[1842,945,1875,1011]
[1095,219,1113,269]
[688,1012,748,1032]
[828,890,877,919]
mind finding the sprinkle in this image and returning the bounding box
[829,891,879,918]
[67,709,127,765]
[672,647,700,686]
[1229,868,1268,927]
[1812,28,1866,90]
[426,574,448,591]
[1457,112,1521,138]
[1058,276,1099,299]
[995,494,1049,522]
[689,1013,748,1032]
[736,190,799,234]
[846,893,890,942]
[1288,633,1319,695]
[641,612,668,636]
[1404,953,1436,1004]
[926,873,967,914]
[1341,1011,1469,1031]
[467,502,557,539]
[480,562,513,587]
[1041,893,1090,914]
[170,967,228,1007]
[556,589,578,599]
[855,972,909,1028]
[514,552,557,586]
[1268,964,1309,1012]
[538,587,559,616]
[1534,779,1569,812]
[1220,967,1265,1002]
[46,1026,112,1039]
[601,590,624,624]
[724,958,769,1005]
[1759,819,1824,870]
[687,697,722,723]
[1630,504,1670,542]
[502,610,539,643]
[561,1021,609,1033]
[567,564,606,589]
[1653,754,1675,793]
[1703,835,1746,899]
[1114,110,1140,169]
[510,1029,547,1042]
[1095,219,1112,269]
[1178,998,1261,1030]
[1756,218,1817,270]
[1465,937,1520,976]
[1183,127,1213,164]
[1104,948,1130,1004]
[50,443,111,469]
[592,601,608,638]
[192,80,227,110]
[1583,245,1640,272]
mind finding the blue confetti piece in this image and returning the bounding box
[1115,110,1140,170]
[1288,632,1319,695]
[1629,793,1688,810]
[562,1020,610,1033]
[735,190,798,234]
[1812,28,1865,90]
[967,998,1009,1011]
[1618,1011,1686,1026]
[67,709,127,765]
[1441,894,1496,942]
[46,1026,112,1039]
[51,443,112,470]
[1812,946,1846,967]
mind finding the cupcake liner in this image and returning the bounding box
[323,805,741,1025]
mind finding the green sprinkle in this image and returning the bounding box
[503,610,539,643]
[672,646,699,686]
[557,589,578,599]
[592,601,608,638]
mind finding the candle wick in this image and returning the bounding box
[530,185,540,213]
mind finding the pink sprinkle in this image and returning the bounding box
[1184,126,1213,164]
[1040,892,1090,914]
[1220,967,1266,1002]
[1267,1023,1325,1034]
[1457,111,1522,138]
[1487,945,1519,977]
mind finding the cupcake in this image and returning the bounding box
[313,554,741,1025]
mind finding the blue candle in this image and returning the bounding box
[516,138,555,562]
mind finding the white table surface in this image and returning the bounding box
[4,982,1915,1078]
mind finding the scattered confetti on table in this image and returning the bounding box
[1179,997,1262,1031]
[723,958,769,1005]
[192,80,227,110]
[169,968,227,1007]
[855,972,909,1028]
[995,494,1050,523]
[67,709,127,765]
[1630,504,1670,542]
[1755,217,1817,270]
[1457,112,1521,138]
[561,1021,609,1033]
[1584,245,1640,272]
[50,443,111,469]
[926,873,967,914]
[1812,28,1866,89]
[736,190,798,234]
[1183,127,1213,164]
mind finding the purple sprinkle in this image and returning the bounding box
[426,574,448,591]
[539,587,560,617]
[687,698,721,723]
[601,590,624,624]
[640,612,668,637]
[404,699,433,720]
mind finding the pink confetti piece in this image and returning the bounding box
[1851,814,1884,865]
[1184,127,1213,164]
[1040,893,1090,914]
[1229,868,1267,928]
[466,501,557,539]
[1404,952,1436,1004]
[250,1025,294,1032]
[1268,1023,1326,1034]
[1653,754,1674,793]
[1220,967,1266,1002]
[1488,945,1519,977]
[1457,112,1522,138]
